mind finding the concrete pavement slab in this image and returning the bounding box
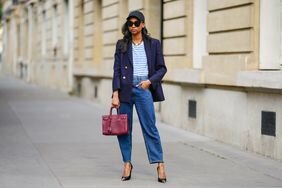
[0,74,282,188]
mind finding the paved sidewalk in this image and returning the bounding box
[0,74,282,188]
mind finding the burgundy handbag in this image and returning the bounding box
[102,107,128,136]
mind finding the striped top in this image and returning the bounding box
[132,42,148,77]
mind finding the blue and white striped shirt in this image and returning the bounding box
[132,42,148,77]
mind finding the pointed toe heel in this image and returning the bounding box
[121,164,133,181]
[158,177,167,183]
[157,166,167,183]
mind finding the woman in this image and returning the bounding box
[111,10,167,183]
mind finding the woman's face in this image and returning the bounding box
[127,17,144,35]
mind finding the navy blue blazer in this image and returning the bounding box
[112,38,167,103]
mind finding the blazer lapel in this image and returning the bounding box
[127,43,133,65]
[144,39,152,75]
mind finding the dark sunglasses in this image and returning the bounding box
[127,20,141,27]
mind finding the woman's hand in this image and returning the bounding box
[112,91,120,108]
[137,80,151,90]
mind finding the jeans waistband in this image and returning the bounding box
[132,75,148,86]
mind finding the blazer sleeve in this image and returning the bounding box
[149,40,167,85]
[112,41,121,92]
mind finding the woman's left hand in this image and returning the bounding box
[137,80,151,90]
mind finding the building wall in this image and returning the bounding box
[31,0,70,91]
[2,0,71,91]
[2,0,282,160]
[161,83,282,160]
[203,0,259,86]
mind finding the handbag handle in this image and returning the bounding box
[107,107,119,134]
[110,107,119,115]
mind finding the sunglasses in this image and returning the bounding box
[127,20,141,27]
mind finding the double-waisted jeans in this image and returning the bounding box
[117,76,164,164]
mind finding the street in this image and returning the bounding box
[0,74,281,188]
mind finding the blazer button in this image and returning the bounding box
[125,66,128,69]
[122,76,126,79]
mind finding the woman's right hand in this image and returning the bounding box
[112,91,120,108]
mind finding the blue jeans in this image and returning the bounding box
[117,76,164,164]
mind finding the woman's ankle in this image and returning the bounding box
[124,162,132,167]
[158,162,164,167]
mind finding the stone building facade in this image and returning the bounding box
[2,0,282,160]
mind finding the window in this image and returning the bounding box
[41,10,46,57]
[63,0,70,56]
[78,0,84,64]
[12,0,18,5]
[52,4,58,50]
[93,0,102,64]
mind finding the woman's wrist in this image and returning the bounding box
[113,91,119,97]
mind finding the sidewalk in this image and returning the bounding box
[0,74,281,188]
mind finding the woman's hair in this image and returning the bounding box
[119,20,151,53]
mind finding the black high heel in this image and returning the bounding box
[157,165,167,183]
[121,163,133,181]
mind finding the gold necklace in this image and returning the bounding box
[132,40,143,46]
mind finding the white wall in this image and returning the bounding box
[259,0,281,69]
[159,83,282,160]
[193,0,208,69]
